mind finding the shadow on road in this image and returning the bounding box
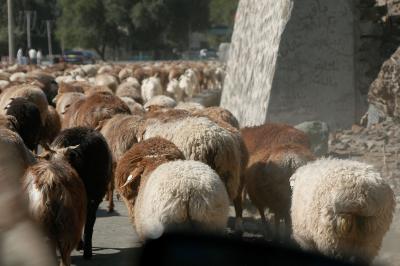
[72,246,142,266]
[96,208,121,218]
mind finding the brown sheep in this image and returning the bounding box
[23,159,86,266]
[40,105,62,147]
[241,123,311,156]
[98,114,144,212]
[115,137,185,224]
[245,143,315,239]
[62,92,131,129]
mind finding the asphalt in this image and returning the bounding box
[71,199,141,266]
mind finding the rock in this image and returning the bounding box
[351,124,364,134]
[295,121,330,157]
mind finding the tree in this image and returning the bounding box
[209,0,239,28]
[56,0,115,59]
[164,0,210,49]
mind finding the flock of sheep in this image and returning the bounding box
[0,61,396,266]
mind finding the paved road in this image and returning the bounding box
[68,196,399,266]
[71,199,141,266]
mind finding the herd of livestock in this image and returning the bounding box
[0,61,396,266]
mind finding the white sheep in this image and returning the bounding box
[115,137,229,241]
[144,95,177,111]
[95,74,119,93]
[134,160,230,240]
[290,158,395,264]
[166,78,184,101]
[178,69,199,98]
[142,116,241,201]
[141,76,163,103]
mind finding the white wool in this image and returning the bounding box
[166,79,183,101]
[134,160,230,240]
[9,72,26,83]
[0,80,10,89]
[141,77,163,103]
[144,95,176,110]
[143,116,241,200]
[291,158,395,263]
[175,101,205,111]
[26,176,43,214]
[95,74,119,92]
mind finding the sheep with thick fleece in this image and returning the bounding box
[62,92,131,129]
[116,138,229,241]
[135,160,230,240]
[120,97,145,115]
[141,115,241,201]
[141,76,163,103]
[144,95,177,110]
[5,97,42,151]
[98,114,143,212]
[0,84,49,124]
[54,92,86,119]
[166,79,184,101]
[291,158,395,264]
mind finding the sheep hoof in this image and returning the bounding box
[83,247,93,260]
[234,218,244,236]
[83,250,92,260]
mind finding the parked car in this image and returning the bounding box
[63,50,96,64]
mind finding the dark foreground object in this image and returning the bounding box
[139,232,366,266]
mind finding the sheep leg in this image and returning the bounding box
[283,214,292,241]
[274,215,281,241]
[233,177,245,235]
[59,246,72,266]
[83,200,100,260]
[258,207,272,239]
[107,177,115,213]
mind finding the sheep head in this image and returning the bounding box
[38,144,80,161]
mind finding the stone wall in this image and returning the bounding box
[267,0,356,129]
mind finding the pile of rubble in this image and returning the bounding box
[330,119,400,179]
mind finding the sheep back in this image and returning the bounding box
[134,160,230,240]
[143,116,241,200]
[291,158,395,263]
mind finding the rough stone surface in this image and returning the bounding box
[267,0,356,130]
[295,121,329,157]
[221,0,293,126]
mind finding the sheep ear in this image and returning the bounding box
[121,167,144,188]
[67,144,80,151]
[52,95,59,104]
[56,144,80,154]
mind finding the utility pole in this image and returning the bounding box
[7,0,14,64]
[26,10,32,49]
[46,20,53,62]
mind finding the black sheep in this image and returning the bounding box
[49,127,112,259]
[5,97,42,151]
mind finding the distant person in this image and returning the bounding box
[28,48,37,65]
[37,50,43,65]
[199,49,207,60]
[17,48,23,65]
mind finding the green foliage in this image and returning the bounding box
[210,0,239,27]
[0,0,237,58]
